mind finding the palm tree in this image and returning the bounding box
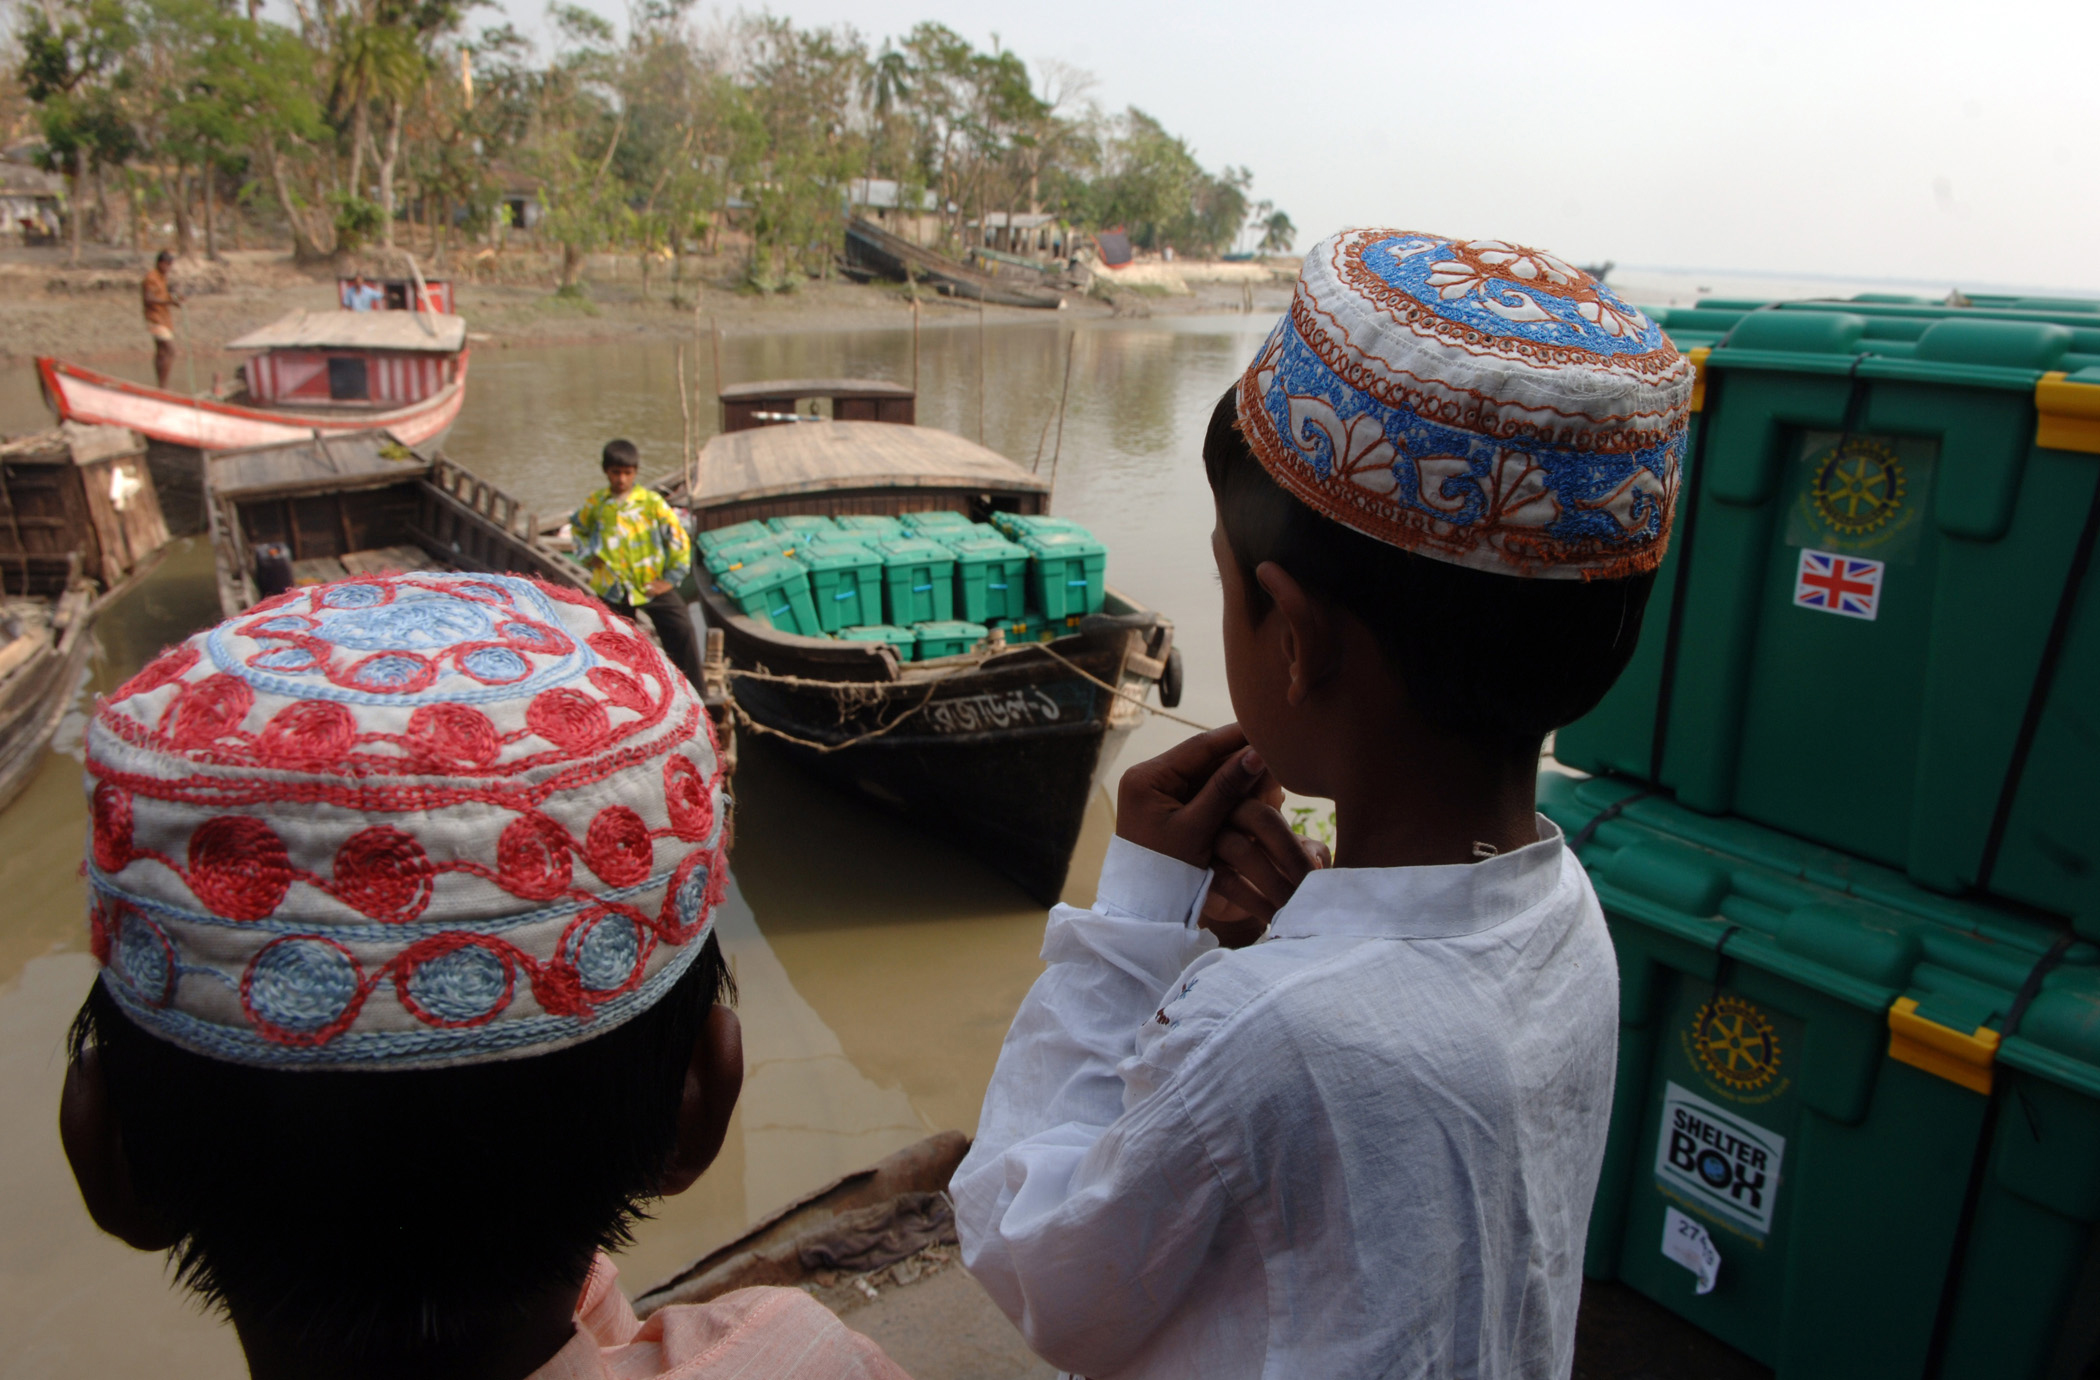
[330,18,423,247]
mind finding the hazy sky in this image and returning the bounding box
[501,0,2100,292]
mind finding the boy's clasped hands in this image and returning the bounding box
[1114,723,1330,948]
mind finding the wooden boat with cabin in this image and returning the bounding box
[0,422,172,811]
[39,304,469,535]
[646,379,1181,906]
[201,430,733,748]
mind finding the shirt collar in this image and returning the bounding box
[1264,814,1568,942]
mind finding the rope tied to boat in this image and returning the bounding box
[712,640,1215,755]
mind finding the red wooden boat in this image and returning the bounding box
[38,308,468,534]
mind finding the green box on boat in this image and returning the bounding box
[948,533,1031,623]
[1022,530,1107,618]
[991,512,1090,541]
[703,535,793,576]
[912,620,986,659]
[1538,772,2100,1380]
[837,623,916,659]
[794,543,883,632]
[766,513,838,538]
[716,555,821,637]
[926,521,1000,549]
[900,510,973,535]
[834,514,905,539]
[1551,299,2100,939]
[696,519,772,555]
[874,536,955,625]
[986,612,1048,643]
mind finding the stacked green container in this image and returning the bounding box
[766,513,838,539]
[716,555,821,636]
[838,624,916,660]
[703,533,795,576]
[1538,773,2100,1380]
[991,512,1089,541]
[900,510,973,536]
[696,519,773,555]
[794,542,883,632]
[1553,300,2100,941]
[913,620,986,659]
[834,514,904,540]
[948,531,1031,624]
[874,536,955,625]
[1022,529,1107,618]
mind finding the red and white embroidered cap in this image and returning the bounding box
[83,572,728,1070]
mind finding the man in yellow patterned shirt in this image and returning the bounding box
[572,439,703,689]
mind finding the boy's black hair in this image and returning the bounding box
[70,934,734,1362]
[1203,386,1656,762]
[155,250,175,266]
[602,439,640,470]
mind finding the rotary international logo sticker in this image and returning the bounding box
[1688,994,1783,1095]
[1810,437,1907,537]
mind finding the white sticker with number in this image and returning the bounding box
[1662,1206,1722,1295]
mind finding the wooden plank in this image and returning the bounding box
[291,555,348,585]
[687,421,1046,510]
[719,378,914,402]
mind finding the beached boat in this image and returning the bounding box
[0,422,172,811]
[844,217,1067,310]
[651,380,1179,905]
[39,307,469,535]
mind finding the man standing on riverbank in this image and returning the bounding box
[141,251,178,389]
[573,438,705,690]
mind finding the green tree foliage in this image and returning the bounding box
[10,1,1286,279]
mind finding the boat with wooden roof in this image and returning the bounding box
[0,422,172,811]
[201,429,734,752]
[38,299,469,535]
[642,378,1180,905]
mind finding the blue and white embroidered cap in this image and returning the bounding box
[83,572,728,1070]
[1237,229,1693,579]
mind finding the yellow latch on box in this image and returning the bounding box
[2035,371,2100,455]
[1688,346,1710,414]
[1887,997,2000,1095]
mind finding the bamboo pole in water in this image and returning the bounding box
[675,344,692,498]
[977,296,987,444]
[1046,330,1076,495]
[911,297,920,395]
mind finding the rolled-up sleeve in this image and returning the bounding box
[953,838,1225,1375]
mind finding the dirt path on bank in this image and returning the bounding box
[0,245,1283,374]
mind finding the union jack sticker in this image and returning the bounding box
[1794,548,1883,621]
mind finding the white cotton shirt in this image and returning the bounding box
[952,817,1618,1380]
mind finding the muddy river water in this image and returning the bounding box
[0,311,1269,1376]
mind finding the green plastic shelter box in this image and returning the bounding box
[834,514,904,539]
[837,623,916,660]
[703,534,797,577]
[716,555,821,637]
[991,512,1090,541]
[948,532,1031,624]
[1553,305,2100,940]
[1933,961,2100,1380]
[1022,530,1107,619]
[794,543,883,632]
[766,513,838,538]
[899,509,973,535]
[1539,772,2100,1380]
[874,536,956,625]
[696,519,773,555]
[927,521,1001,549]
[912,620,986,660]
[985,611,1049,644]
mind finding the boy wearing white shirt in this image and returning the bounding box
[952,229,1696,1379]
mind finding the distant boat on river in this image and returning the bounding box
[635,378,1181,905]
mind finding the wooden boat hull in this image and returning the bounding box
[0,585,95,814]
[37,354,467,453]
[845,219,1066,310]
[700,583,1164,904]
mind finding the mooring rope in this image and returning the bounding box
[713,637,1215,753]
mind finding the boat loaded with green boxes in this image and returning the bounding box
[696,509,1113,662]
[1547,291,2100,1379]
